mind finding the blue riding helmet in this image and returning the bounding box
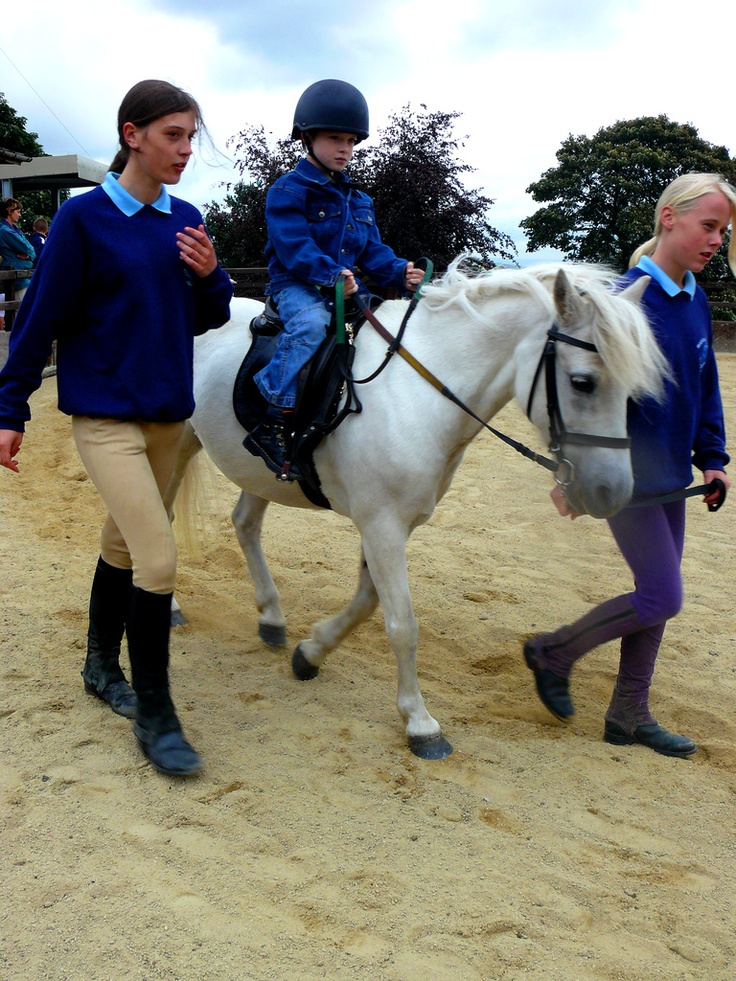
[291,79,369,143]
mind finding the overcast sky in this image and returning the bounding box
[1,0,733,262]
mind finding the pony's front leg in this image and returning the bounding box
[363,525,453,760]
[292,549,379,680]
[231,490,286,647]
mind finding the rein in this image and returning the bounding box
[352,289,561,475]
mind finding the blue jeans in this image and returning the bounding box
[254,284,332,409]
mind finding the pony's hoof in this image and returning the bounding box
[292,646,319,681]
[408,733,454,760]
[259,622,286,647]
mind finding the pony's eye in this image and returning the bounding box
[570,374,596,395]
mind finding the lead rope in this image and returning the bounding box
[628,478,726,511]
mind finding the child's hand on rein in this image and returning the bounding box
[405,262,425,290]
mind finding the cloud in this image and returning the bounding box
[455,0,642,52]
[1,0,734,262]
[148,0,406,83]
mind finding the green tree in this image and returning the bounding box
[0,93,44,157]
[0,93,59,230]
[520,115,736,277]
[203,125,300,267]
[350,105,515,271]
[204,106,515,272]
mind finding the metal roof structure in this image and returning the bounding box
[0,154,107,212]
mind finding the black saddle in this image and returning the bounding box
[233,296,379,508]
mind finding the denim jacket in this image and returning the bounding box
[265,157,408,295]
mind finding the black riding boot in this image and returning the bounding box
[82,557,137,718]
[126,586,203,776]
[243,408,303,481]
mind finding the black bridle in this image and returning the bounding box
[525,326,726,511]
[525,325,631,493]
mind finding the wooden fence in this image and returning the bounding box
[0,269,32,329]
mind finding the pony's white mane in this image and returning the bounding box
[420,256,668,401]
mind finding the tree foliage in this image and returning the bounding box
[0,93,58,229]
[350,105,515,270]
[0,93,45,157]
[203,125,300,266]
[203,106,515,271]
[520,115,736,278]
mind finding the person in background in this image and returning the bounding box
[29,217,49,266]
[0,198,35,302]
[0,79,233,777]
[523,172,734,759]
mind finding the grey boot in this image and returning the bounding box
[127,586,203,776]
[82,557,137,719]
[603,685,696,758]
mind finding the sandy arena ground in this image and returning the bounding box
[1,358,736,981]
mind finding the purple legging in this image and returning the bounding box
[539,500,687,700]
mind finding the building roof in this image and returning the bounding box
[0,153,106,192]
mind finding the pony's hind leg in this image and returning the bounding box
[292,549,380,680]
[231,490,286,647]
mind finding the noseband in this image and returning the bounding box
[526,326,631,492]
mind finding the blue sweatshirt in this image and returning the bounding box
[0,177,233,431]
[265,156,408,294]
[619,257,729,499]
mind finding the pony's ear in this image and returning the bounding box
[618,275,651,306]
[553,268,585,326]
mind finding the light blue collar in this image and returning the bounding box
[101,172,172,216]
[637,254,696,299]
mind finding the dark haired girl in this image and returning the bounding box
[0,79,233,777]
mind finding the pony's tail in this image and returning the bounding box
[166,428,209,559]
[172,455,205,558]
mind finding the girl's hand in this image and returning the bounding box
[550,484,581,519]
[404,262,425,290]
[0,429,23,473]
[703,469,730,508]
[177,225,218,278]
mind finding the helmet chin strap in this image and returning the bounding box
[308,153,334,176]
[303,134,337,178]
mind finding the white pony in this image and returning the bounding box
[166,259,667,759]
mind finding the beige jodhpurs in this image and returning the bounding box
[72,417,185,594]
